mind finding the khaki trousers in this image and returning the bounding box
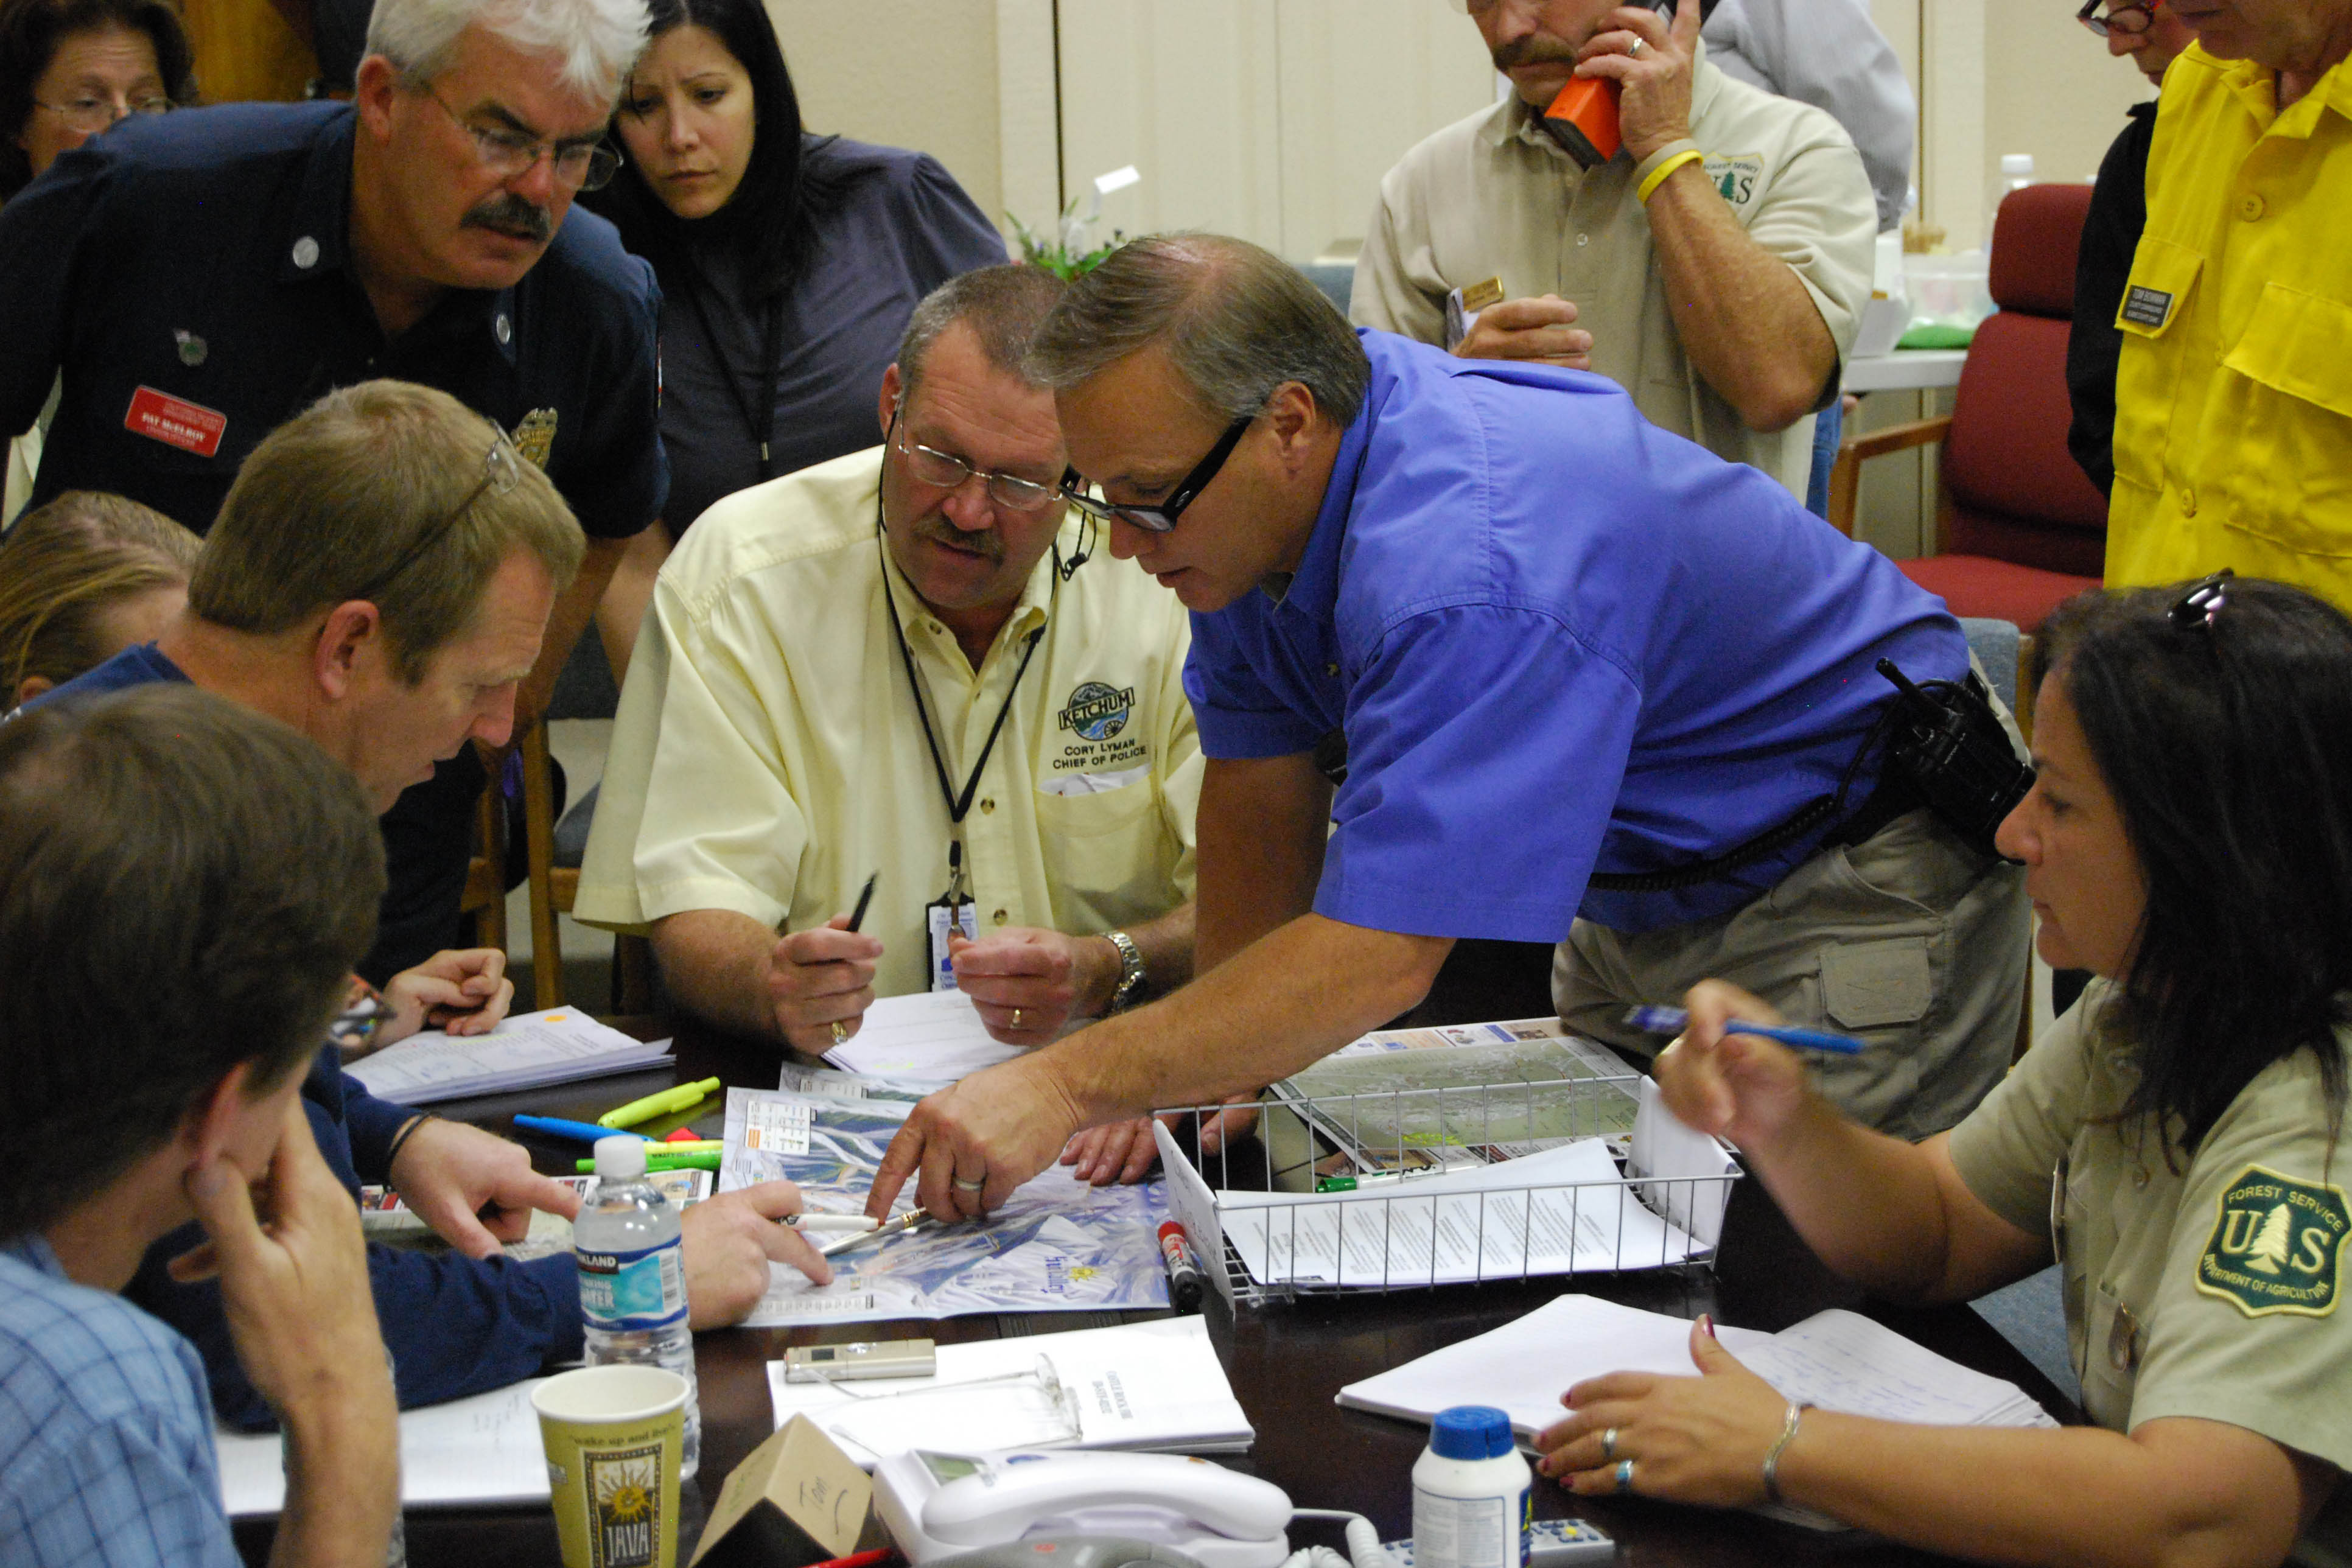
[1554,808,2029,1140]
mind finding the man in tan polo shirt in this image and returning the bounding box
[1353,0,1876,497]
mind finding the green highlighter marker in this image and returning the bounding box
[598,1076,723,1130]
[577,1150,721,1173]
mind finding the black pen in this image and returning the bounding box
[844,870,880,933]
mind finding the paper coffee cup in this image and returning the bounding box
[533,1366,688,1568]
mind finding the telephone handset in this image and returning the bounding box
[1534,0,1714,170]
[875,1449,1294,1568]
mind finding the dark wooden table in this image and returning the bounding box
[238,1020,2080,1567]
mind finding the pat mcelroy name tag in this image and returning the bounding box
[123,385,227,458]
[2121,285,2174,331]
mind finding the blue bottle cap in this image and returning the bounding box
[1429,1405,1514,1461]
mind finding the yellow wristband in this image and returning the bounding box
[1637,147,1705,205]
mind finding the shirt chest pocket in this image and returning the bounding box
[2211,282,2352,550]
[1034,775,1169,920]
[2109,236,2203,499]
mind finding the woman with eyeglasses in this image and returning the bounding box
[0,0,192,526]
[578,0,1004,676]
[1532,576,2352,1565]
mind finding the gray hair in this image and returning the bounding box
[895,264,1068,405]
[366,0,648,102]
[1026,234,1371,427]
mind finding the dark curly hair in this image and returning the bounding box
[0,0,195,201]
[2032,578,2352,1161]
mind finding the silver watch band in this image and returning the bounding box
[1105,928,1146,1011]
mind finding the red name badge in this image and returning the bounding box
[123,385,227,458]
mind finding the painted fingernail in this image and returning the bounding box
[1699,1312,1717,1339]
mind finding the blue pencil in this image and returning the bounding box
[513,1113,660,1145]
[1622,1005,1866,1055]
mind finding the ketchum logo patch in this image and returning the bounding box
[2195,1164,2349,1319]
[1059,681,1135,742]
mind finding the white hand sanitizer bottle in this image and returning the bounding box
[1412,1406,1531,1568]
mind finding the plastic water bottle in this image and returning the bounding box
[575,1135,699,1477]
[1412,1406,1531,1568]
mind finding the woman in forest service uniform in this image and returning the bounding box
[1535,575,2351,1567]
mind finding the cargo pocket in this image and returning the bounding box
[2218,282,2352,553]
[1821,937,1931,1029]
[2109,236,2203,500]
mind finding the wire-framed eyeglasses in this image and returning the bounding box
[351,430,523,606]
[2076,0,2164,38]
[31,91,171,135]
[2168,569,2231,632]
[424,86,621,192]
[889,405,1063,513]
[1057,413,1256,535]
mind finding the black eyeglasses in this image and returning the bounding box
[1059,415,1256,534]
[352,430,523,606]
[2077,0,2163,38]
[2168,569,2232,631]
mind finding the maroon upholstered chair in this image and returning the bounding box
[1827,184,2106,633]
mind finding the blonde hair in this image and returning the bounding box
[0,491,200,698]
[191,380,585,685]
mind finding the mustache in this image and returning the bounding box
[912,512,1004,564]
[1490,35,1582,69]
[461,192,555,243]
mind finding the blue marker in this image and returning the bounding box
[513,1113,660,1145]
[1623,1005,1866,1056]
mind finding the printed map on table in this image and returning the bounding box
[720,1083,1169,1327]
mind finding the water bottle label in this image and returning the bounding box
[578,1241,688,1331]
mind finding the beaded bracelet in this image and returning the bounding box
[1761,1400,1812,1504]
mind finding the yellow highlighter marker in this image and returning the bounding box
[598,1076,723,1130]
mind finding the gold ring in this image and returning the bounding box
[1011,1007,1024,1029]
[830,1021,847,1045]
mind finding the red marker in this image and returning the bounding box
[664,1127,705,1143]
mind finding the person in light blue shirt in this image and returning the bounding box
[864,235,2030,1222]
[0,684,399,1567]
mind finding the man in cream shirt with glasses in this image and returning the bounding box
[577,265,1200,1185]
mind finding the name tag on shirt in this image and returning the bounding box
[2121,285,2174,331]
[123,386,226,458]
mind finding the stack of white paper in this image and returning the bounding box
[216,1380,550,1516]
[1336,1293,2057,1439]
[344,1008,671,1105]
[1216,1139,1711,1289]
[821,990,1026,1080]
[765,1317,1251,1467]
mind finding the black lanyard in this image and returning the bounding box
[877,500,1047,833]
[681,257,785,483]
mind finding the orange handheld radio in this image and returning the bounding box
[1534,0,1707,171]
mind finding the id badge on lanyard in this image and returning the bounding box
[926,842,979,992]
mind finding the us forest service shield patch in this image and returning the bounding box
[2195,1165,2350,1318]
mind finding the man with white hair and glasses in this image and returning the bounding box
[0,0,668,981]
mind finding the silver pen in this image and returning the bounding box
[817,1209,932,1256]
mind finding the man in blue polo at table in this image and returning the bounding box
[0,0,665,981]
[867,234,2029,1221]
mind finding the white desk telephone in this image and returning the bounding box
[874,1450,1309,1568]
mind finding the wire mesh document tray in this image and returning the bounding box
[1153,1056,1741,1309]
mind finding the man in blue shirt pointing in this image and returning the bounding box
[869,235,2028,1220]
